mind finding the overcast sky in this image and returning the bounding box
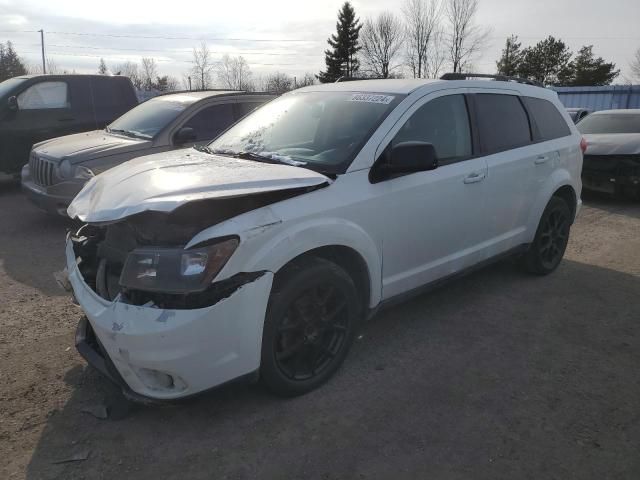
[1,0,639,84]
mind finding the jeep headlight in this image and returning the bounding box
[119,237,239,293]
[58,159,73,179]
[58,161,94,180]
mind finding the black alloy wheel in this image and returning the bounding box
[274,284,349,381]
[524,196,572,275]
[260,257,360,396]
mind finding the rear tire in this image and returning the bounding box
[523,196,572,275]
[260,257,361,397]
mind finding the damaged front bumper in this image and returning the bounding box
[582,154,640,194]
[65,239,273,401]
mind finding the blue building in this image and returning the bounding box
[551,85,640,112]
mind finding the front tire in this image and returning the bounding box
[260,257,361,397]
[523,196,572,275]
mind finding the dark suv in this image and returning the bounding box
[0,74,138,175]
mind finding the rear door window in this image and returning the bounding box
[17,81,69,110]
[182,103,235,141]
[475,94,531,154]
[391,94,472,163]
[91,77,130,110]
[524,97,571,140]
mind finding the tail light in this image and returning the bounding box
[580,137,587,154]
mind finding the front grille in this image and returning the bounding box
[29,154,56,187]
[583,154,640,177]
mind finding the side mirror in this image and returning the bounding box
[174,127,197,145]
[7,96,18,111]
[376,141,438,180]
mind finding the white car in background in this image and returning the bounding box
[64,75,583,402]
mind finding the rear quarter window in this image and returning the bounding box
[524,97,571,140]
[475,93,532,154]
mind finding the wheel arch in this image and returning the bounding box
[274,245,372,314]
[552,184,578,222]
[526,168,579,242]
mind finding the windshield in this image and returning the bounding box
[108,95,197,139]
[578,113,640,134]
[0,77,27,99]
[568,111,578,121]
[208,91,403,174]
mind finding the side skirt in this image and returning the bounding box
[368,244,530,320]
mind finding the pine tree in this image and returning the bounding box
[496,35,522,77]
[562,46,619,86]
[318,2,362,83]
[0,41,28,82]
[516,36,572,86]
[98,58,108,75]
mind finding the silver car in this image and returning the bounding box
[21,90,274,216]
[578,109,640,197]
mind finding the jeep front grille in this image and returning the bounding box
[30,155,56,187]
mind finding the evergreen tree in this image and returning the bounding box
[496,35,522,77]
[318,2,362,83]
[516,36,572,86]
[562,45,619,86]
[98,58,108,75]
[0,41,28,82]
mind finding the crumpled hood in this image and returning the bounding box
[583,133,640,156]
[34,130,150,164]
[67,149,330,223]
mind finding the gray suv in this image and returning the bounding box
[22,90,274,216]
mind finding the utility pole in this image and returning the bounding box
[188,76,192,91]
[39,29,46,74]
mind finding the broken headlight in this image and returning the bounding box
[119,237,239,294]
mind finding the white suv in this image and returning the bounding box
[64,77,583,401]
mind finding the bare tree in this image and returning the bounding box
[264,72,294,94]
[444,0,489,73]
[360,12,404,78]
[425,30,448,78]
[140,57,158,90]
[98,58,108,75]
[46,57,61,75]
[165,76,179,92]
[402,0,442,78]
[215,54,253,90]
[192,42,215,90]
[114,61,143,89]
[631,47,640,82]
[297,72,316,88]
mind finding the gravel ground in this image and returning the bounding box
[0,180,638,480]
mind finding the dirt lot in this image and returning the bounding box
[0,180,638,480]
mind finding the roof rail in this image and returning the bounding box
[440,72,543,88]
[335,76,380,83]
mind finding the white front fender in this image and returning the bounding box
[188,210,383,308]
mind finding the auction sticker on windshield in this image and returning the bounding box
[349,94,395,104]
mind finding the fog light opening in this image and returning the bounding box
[136,368,187,392]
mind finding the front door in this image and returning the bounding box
[5,80,73,173]
[374,91,490,300]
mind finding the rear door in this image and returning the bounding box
[469,90,539,255]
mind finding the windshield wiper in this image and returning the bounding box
[194,145,216,155]
[234,151,282,164]
[206,148,281,164]
[108,128,150,139]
